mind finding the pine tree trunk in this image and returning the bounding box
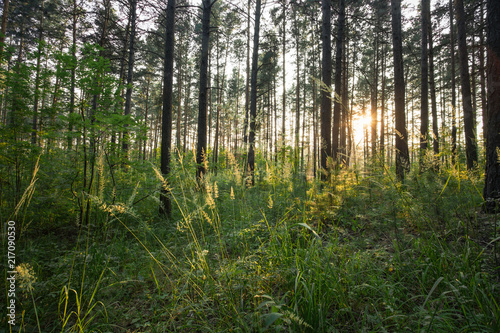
[320,0,332,179]
[143,74,150,160]
[160,0,176,216]
[449,0,457,164]
[176,57,182,152]
[68,0,78,150]
[243,0,250,145]
[32,3,44,146]
[428,9,439,161]
[341,28,348,166]
[370,32,379,160]
[196,0,213,180]
[391,0,409,180]
[456,0,478,169]
[333,0,345,163]
[246,0,261,185]
[0,0,9,60]
[380,43,386,164]
[122,0,137,162]
[483,0,500,210]
[294,19,300,172]
[420,0,430,168]
[183,73,190,153]
[480,2,487,148]
[282,1,286,163]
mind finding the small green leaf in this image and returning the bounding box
[263,312,283,329]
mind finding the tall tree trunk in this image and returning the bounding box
[196,0,214,179]
[122,0,137,162]
[274,76,278,163]
[456,0,478,169]
[183,74,190,152]
[483,0,500,210]
[380,43,386,163]
[208,54,212,148]
[312,47,317,175]
[370,32,379,160]
[479,2,487,148]
[176,49,183,152]
[333,0,345,163]
[235,60,241,152]
[143,74,150,160]
[68,0,78,150]
[0,0,9,125]
[243,0,250,145]
[320,0,332,179]
[84,0,111,225]
[420,0,430,169]
[391,0,409,180]
[340,27,348,165]
[294,14,300,172]
[213,34,221,170]
[160,0,176,216]
[246,0,261,185]
[32,1,44,146]
[282,1,286,163]
[428,9,439,161]
[0,0,9,61]
[449,0,457,163]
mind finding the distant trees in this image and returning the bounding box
[0,0,494,209]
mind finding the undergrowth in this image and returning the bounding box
[1,148,499,332]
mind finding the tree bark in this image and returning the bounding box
[282,1,286,163]
[320,0,332,179]
[160,0,176,216]
[196,0,214,180]
[483,0,500,210]
[333,0,345,164]
[32,1,44,146]
[391,0,409,180]
[0,0,9,61]
[380,43,386,163]
[449,0,457,163]
[122,0,137,161]
[455,0,478,169]
[428,8,439,161]
[68,0,78,150]
[243,0,250,145]
[246,0,261,185]
[479,2,487,148]
[420,0,429,168]
[143,74,150,160]
[294,9,300,171]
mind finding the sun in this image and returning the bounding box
[352,109,371,146]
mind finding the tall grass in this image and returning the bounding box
[1,148,499,332]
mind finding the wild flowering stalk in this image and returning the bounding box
[226,151,242,185]
[16,263,41,332]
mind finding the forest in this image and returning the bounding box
[1,0,500,331]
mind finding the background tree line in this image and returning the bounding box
[0,0,499,216]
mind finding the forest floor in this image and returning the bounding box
[2,153,500,332]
